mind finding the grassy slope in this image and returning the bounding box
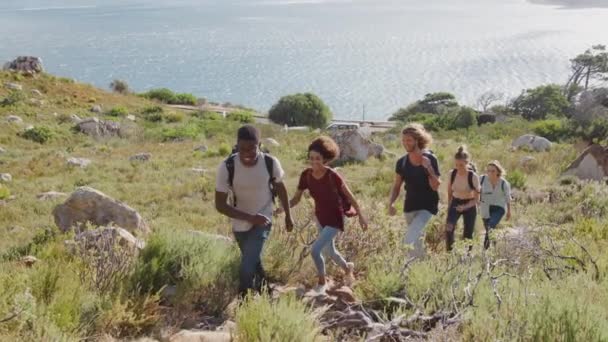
[1,71,607,341]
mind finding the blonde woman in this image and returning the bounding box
[480,161,512,249]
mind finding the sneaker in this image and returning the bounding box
[344,262,355,286]
[313,284,327,294]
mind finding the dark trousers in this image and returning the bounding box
[233,225,270,296]
[446,198,477,251]
[483,205,505,249]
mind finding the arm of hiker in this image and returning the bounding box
[423,156,441,191]
[274,181,294,232]
[215,191,269,225]
[388,174,403,216]
[447,179,453,207]
[341,183,368,231]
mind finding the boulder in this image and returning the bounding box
[4,82,22,91]
[512,134,552,152]
[7,115,23,124]
[3,56,44,74]
[37,191,68,201]
[477,113,497,125]
[28,98,44,107]
[91,105,103,113]
[31,89,43,97]
[572,88,608,123]
[129,153,151,162]
[262,138,280,147]
[70,114,82,124]
[53,187,149,234]
[22,256,39,267]
[75,117,121,138]
[67,157,91,168]
[563,144,608,181]
[331,129,385,162]
[169,330,231,342]
[74,226,145,251]
[126,114,136,122]
[0,173,11,182]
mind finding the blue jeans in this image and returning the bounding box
[233,225,270,295]
[311,226,348,277]
[483,206,505,249]
[446,198,477,251]
[404,210,434,258]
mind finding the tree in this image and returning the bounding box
[268,93,332,128]
[110,79,130,94]
[565,45,608,100]
[511,84,570,120]
[476,91,504,112]
[389,92,459,121]
[453,106,478,129]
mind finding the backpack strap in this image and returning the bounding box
[468,171,476,191]
[450,169,457,185]
[225,154,236,188]
[501,179,505,192]
[480,175,486,187]
[263,153,276,203]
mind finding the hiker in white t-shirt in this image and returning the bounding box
[215,125,294,296]
[479,160,512,249]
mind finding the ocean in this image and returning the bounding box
[1,0,607,119]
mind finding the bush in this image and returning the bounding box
[235,293,320,342]
[227,110,254,123]
[142,88,197,105]
[1,91,26,106]
[192,110,222,120]
[453,106,478,129]
[507,169,526,189]
[269,93,332,128]
[20,126,54,144]
[164,112,184,123]
[0,185,10,200]
[141,106,164,122]
[511,84,570,120]
[161,123,202,141]
[532,119,569,141]
[109,80,130,94]
[106,106,129,117]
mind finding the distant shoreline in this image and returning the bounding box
[529,0,608,9]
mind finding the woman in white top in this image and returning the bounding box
[479,160,512,249]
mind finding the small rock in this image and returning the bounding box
[520,156,536,167]
[22,256,39,267]
[75,226,145,250]
[191,168,207,175]
[217,320,236,333]
[0,173,12,182]
[169,330,231,342]
[4,82,22,91]
[7,115,23,124]
[162,285,178,299]
[129,153,152,162]
[31,89,43,97]
[263,138,280,147]
[9,226,24,233]
[0,147,6,154]
[70,114,82,124]
[327,286,357,304]
[194,145,208,153]
[25,125,34,131]
[37,191,68,201]
[67,157,92,168]
[188,230,232,243]
[28,98,44,106]
[126,114,136,122]
[91,105,102,113]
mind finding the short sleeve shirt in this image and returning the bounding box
[216,153,284,232]
[395,152,440,215]
[297,168,345,230]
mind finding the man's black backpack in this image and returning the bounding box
[225,153,276,206]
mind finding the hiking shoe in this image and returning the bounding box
[313,284,327,295]
[344,262,355,286]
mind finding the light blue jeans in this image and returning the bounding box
[311,226,348,277]
[404,210,434,258]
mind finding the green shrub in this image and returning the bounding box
[20,126,54,144]
[506,169,526,189]
[173,93,197,106]
[235,293,320,342]
[164,112,184,123]
[532,119,569,141]
[142,88,175,103]
[269,93,332,128]
[356,254,405,301]
[453,106,478,129]
[1,91,26,106]
[161,123,202,141]
[192,110,222,120]
[227,110,254,123]
[0,185,10,200]
[130,229,239,314]
[141,106,164,122]
[106,106,129,117]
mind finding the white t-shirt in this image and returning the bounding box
[479,176,511,219]
[216,153,285,232]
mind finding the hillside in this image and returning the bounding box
[1,71,607,341]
